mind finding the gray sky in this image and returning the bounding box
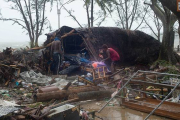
[0,0,118,43]
[0,0,178,46]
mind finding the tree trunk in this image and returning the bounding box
[158,0,180,20]
[34,86,99,102]
[68,90,113,101]
[35,37,39,47]
[30,39,34,48]
[159,22,176,64]
[178,20,180,51]
[170,30,175,49]
[158,30,160,42]
[125,0,128,29]
[85,3,90,28]
[149,0,177,64]
[91,0,94,27]
[35,0,39,47]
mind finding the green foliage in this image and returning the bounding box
[96,0,114,14]
[152,60,180,79]
[152,60,170,67]
[84,0,115,15]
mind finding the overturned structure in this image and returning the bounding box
[45,26,161,65]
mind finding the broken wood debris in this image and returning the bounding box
[68,90,113,101]
[1,26,180,120]
[34,86,100,102]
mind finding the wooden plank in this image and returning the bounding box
[73,90,113,101]
[78,76,95,86]
[35,86,99,102]
[123,102,180,120]
[145,98,180,107]
[122,98,180,120]
[17,68,21,77]
[31,30,75,50]
[123,79,180,89]
[0,64,20,70]
[146,88,168,92]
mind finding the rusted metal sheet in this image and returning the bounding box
[122,98,180,120]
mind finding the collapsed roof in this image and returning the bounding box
[45,26,160,65]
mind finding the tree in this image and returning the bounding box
[114,0,148,30]
[145,0,177,64]
[0,0,51,48]
[60,1,83,28]
[158,0,180,52]
[56,0,113,28]
[142,10,162,41]
[158,0,180,19]
[83,0,114,27]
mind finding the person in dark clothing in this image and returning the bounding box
[51,37,63,75]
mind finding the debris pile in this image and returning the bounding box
[0,47,115,119]
[0,47,44,86]
[1,26,180,120]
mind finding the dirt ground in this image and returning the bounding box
[80,100,170,120]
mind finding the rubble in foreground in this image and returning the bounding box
[1,47,180,120]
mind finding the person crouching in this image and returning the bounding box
[101,44,120,73]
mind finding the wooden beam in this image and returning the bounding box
[69,91,113,101]
[123,79,180,89]
[78,76,95,86]
[31,30,75,50]
[122,98,180,120]
[34,86,99,102]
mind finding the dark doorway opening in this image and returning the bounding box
[63,35,84,54]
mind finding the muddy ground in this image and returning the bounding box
[80,101,170,120]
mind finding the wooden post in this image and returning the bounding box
[98,68,100,78]
[103,66,105,77]
[92,69,95,80]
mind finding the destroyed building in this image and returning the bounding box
[1,26,180,120]
[44,26,161,65]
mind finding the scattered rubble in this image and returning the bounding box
[1,27,180,120]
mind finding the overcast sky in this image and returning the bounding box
[0,0,120,43]
[0,0,176,46]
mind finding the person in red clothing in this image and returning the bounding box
[101,44,120,72]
